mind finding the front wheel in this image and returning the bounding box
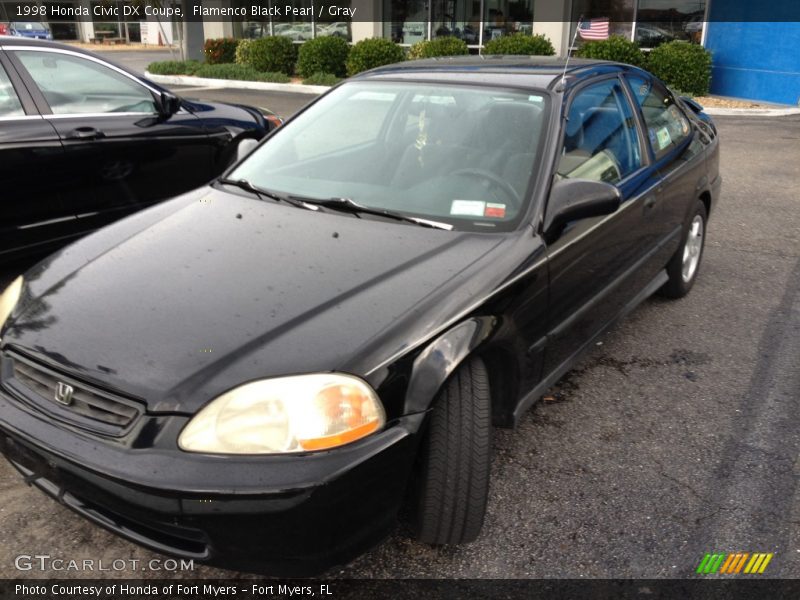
[660,199,707,299]
[412,357,491,545]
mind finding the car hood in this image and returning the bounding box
[4,187,524,413]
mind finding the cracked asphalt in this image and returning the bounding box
[0,93,798,579]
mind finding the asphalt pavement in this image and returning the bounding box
[0,83,798,579]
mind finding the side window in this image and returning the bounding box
[0,64,25,118]
[558,78,642,185]
[13,50,156,115]
[626,75,691,159]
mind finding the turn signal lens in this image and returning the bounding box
[178,374,385,454]
[0,276,23,341]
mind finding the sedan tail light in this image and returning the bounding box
[0,23,9,35]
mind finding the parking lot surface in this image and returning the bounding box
[1,96,798,578]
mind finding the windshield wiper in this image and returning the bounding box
[299,197,453,230]
[218,178,318,211]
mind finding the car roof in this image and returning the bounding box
[355,55,640,92]
[0,36,91,53]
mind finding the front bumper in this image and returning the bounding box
[0,386,424,575]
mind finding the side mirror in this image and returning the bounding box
[679,96,704,115]
[544,178,621,237]
[157,91,181,117]
[235,138,259,163]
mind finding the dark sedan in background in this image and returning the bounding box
[0,57,720,575]
[0,37,280,262]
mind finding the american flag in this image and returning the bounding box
[578,18,610,40]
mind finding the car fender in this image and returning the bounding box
[403,316,497,415]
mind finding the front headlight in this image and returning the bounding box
[0,276,23,341]
[178,373,385,454]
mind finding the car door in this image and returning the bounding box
[624,74,708,242]
[543,75,665,379]
[0,50,72,261]
[6,47,217,233]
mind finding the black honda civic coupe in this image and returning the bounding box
[0,56,720,575]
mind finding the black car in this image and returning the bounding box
[0,37,280,262]
[0,56,720,575]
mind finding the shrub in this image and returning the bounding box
[296,35,350,78]
[247,36,297,75]
[346,38,405,76]
[647,41,712,96]
[147,60,202,75]
[483,33,555,56]
[193,63,290,83]
[408,36,469,59]
[576,35,646,67]
[203,38,238,65]
[302,72,342,86]
[235,39,254,65]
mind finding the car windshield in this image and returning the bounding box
[229,81,549,232]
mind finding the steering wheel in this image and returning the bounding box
[451,168,521,209]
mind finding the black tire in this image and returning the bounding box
[659,199,708,299]
[413,357,491,545]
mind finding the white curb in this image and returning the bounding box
[704,106,800,117]
[144,72,330,95]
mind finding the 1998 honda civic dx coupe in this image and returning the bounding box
[0,56,720,575]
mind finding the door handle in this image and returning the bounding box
[66,127,105,140]
[643,195,657,211]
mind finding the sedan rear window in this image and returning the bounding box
[230,81,549,232]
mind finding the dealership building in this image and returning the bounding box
[1,0,798,104]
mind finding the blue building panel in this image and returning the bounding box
[704,20,800,105]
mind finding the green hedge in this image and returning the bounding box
[302,72,342,86]
[647,41,712,96]
[235,39,254,66]
[576,35,646,67]
[247,36,297,76]
[483,33,555,56]
[408,36,469,59]
[203,38,238,65]
[147,60,202,75]
[346,38,405,76]
[296,35,350,78]
[193,63,290,83]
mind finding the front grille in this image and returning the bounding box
[5,353,143,434]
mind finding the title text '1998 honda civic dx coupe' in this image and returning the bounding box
[0,56,720,575]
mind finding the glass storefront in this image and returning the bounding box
[234,0,352,42]
[384,0,533,47]
[634,0,706,45]
[570,0,707,47]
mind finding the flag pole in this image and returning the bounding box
[560,15,583,88]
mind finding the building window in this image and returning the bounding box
[570,0,635,41]
[483,0,533,41]
[570,0,706,48]
[431,0,482,45]
[384,0,427,45]
[634,0,706,46]
[235,0,352,42]
[384,0,533,47]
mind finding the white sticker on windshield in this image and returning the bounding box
[656,127,672,150]
[451,200,486,217]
